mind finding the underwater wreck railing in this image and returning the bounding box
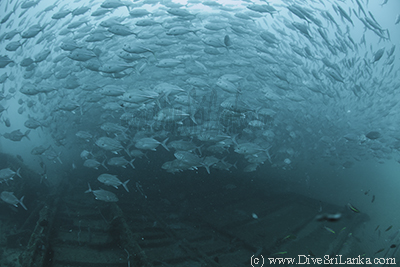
[19,197,59,267]
[109,203,153,267]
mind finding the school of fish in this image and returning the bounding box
[0,0,399,204]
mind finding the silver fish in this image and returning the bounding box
[85,183,119,202]
[95,137,124,153]
[1,191,27,210]
[97,173,130,192]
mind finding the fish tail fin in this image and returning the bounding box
[190,113,197,125]
[193,30,199,37]
[201,162,210,174]
[265,145,272,164]
[101,159,109,170]
[151,51,157,60]
[122,179,130,192]
[24,130,31,140]
[233,161,238,169]
[57,152,63,164]
[136,62,147,75]
[164,92,171,105]
[16,167,22,178]
[225,45,229,53]
[19,196,27,210]
[156,98,162,109]
[85,183,92,193]
[161,137,170,151]
[123,147,130,157]
[231,133,239,146]
[129,159,135,169]
[196,144,203,157]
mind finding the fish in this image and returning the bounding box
[129,9,150,18]
[168,140,198,152]
[52,9,72,20]
[1,11,13,24]
[129,150,147,159]
[0,168,21,183]
[292,22,312,39]
[24,118,42,129]
[72,6,91,16]
[108,25,136,36]
[5,40,26,51]
[76,131,93,141]
[60,41,82,51]
[99,62,135,74]
[374,248,384,255]
[174,151,202,169]
[386,225,393,232]
[347,203,360,213]
[135,137,169,152]
[84,159,108,170]
[68,48,97,61]
[35,49,51,62]
[85,183,119,202]
[91,8,111,17]
[324,226,335,234]
[0,191,27,210]
[0,56,13,68]
[31,145,50,155]
[243,163,259,172]
[336,4,354,26]
[107,157,135,169]
[315,213,342,221]
[3,130,30,141]
[234,143,270,156]
[45,149,63,164]
[100,122,127,132]
[156,108,196,124]
[0,0,397,198]
[247,4,277,16]
[21,24,44,38]
[372,48,385,63]
[101,0,132,11]
[97,174,130,192]
[366,131,381,140]
[167,8,194,17]
[95,137,124,153]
